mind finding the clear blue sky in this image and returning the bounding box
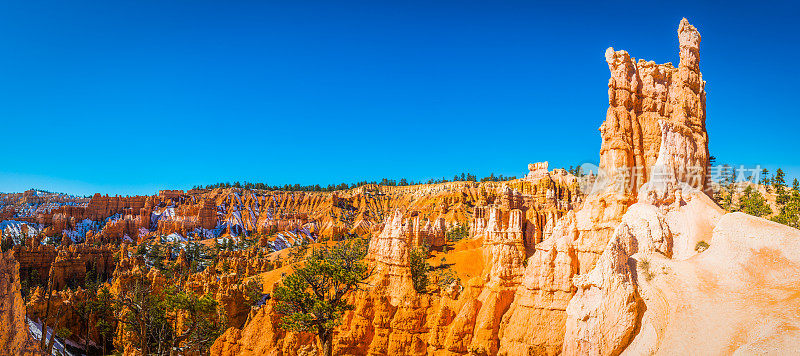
[1,0,798,196]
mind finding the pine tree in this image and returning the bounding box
[739,185,772,217]
[409,245,430,294]
[721,188,736,212]
[1,233,12,252]
[149,243,165,271]
[93,287,115,355]
[760,168,771,192]
[774,168,789,206]
[273,238,370,356]
[772,178,800,229]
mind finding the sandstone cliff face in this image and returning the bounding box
[497,18,711,355]
[556,19,800,355]
[497,210,580,355]
[208,181,569,356]
[481,207,525,284]
[599,18,708,196]
[0,250,42,355]
[560,182,800,355]
[628,213,800,354]
[338,207,532,356]
[562,202,668,355]
[471,171,580,258]
[359,178,578,355]
[15,244,116,292]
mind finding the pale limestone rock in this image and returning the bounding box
[625,213,800,354]
[526,161,550,180]
[564,236,641,356]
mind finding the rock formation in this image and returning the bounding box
[6,16,800,356]
[498,17,711,355]
[599,18,708,196]
[207,18,718,356]
[525,161,550,180]
[0,250,42,355]
[557,18,800,355]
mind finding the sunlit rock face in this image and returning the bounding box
[498,18,711,355]
[0,251,40,355]
[599,18,708,197]
[557,18,800,356]
[211,18,800,356]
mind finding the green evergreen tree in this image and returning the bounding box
[721,187,736,212]
[148,243,165,271]
[91,287,116,355]
[1,233,12,252]
[409,245,430,294]
[760,168,771,192]
[273,238,370,356]
[739,185,772,217]
[162,287,219,355]
[135,243,147,257]
[772,178,800,229]
[774,168,789,206]
[445,224,469,243]
[760,168,770,185]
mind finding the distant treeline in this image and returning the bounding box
[194,172,518,192]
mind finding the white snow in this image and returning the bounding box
[164,232,188,243]
[0,220,41,243]
[27,317,77,356]
[62,218,98,244]
[269,226,315,251]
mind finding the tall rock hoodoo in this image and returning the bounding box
[599,18,708,197]
[498,18,711,355]
[559,18,800,355]
[0,251,41,355]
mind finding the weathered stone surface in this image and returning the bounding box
[599,18,708,197]
[564,235,641,356]
[498,18,711,355]
[0,250,42,355]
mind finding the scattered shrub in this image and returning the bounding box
[434,265,460,291]
[446,224,469,243]
[637,258,654,281]
[410,245,430,293]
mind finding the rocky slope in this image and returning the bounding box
[210,165,580,356]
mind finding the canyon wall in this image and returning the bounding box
[210,169,580,356]
[11,17,793,356]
